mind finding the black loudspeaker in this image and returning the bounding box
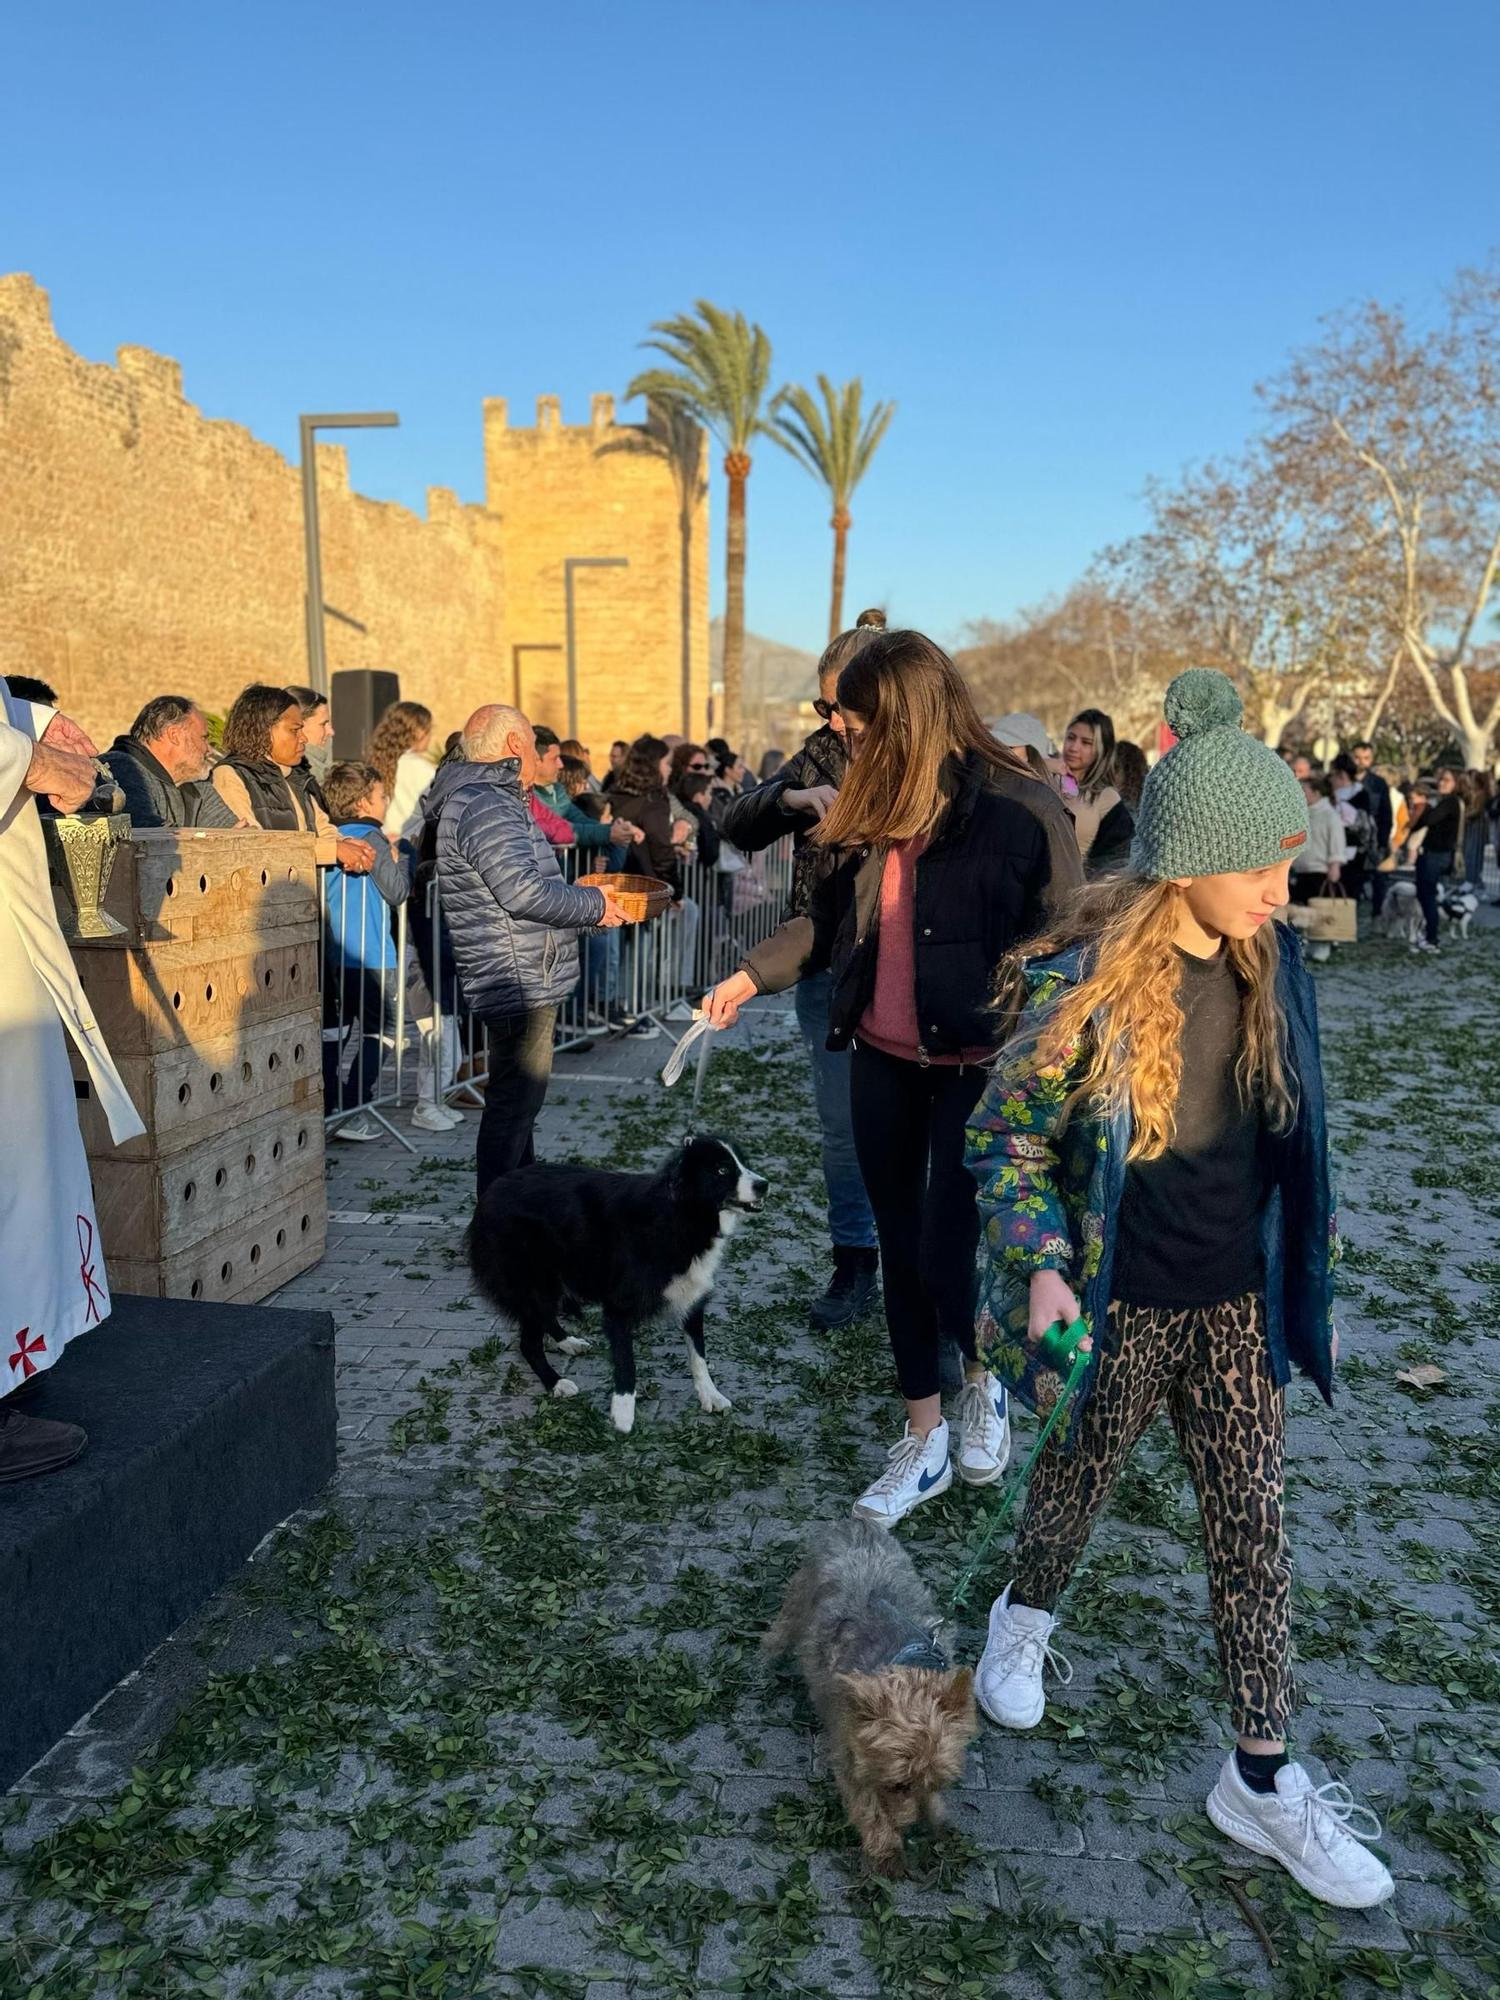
[330,669,401,761]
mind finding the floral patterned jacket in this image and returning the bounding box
[965,925,1338,1448]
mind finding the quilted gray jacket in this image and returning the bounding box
[432,759,606,1021]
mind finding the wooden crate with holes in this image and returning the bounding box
[68,826,327,1304]
[99,826,320,945]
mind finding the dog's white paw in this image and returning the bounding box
[552,1378,579,1400]
[610,1391,637,1434]
[697,1383,733,1414]
[554,1334,593,1357]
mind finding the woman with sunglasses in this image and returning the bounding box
[721,610,888,1332]
[707,628,1082,1523]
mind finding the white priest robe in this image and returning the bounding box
[0,684,144,1389]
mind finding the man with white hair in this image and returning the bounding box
[432,704,633,1193]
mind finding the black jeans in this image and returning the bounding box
[849,1040,988,1401]
[476,1005,557,1199]
[1415,850,1452,947]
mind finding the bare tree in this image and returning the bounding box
[958,580,1172,744]
[1264,259,1500,766]
[1105,449,1390,747]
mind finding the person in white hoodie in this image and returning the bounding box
[1289,774,1348,903]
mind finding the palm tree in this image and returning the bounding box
[772,376,896,639]
[628,302,774,745]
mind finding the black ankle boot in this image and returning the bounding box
[809,1247,881,1330]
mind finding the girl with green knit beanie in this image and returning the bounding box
[963,668,1395,1912]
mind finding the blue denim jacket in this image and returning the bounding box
[965,922,1337,1447]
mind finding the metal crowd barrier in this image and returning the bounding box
[318,819,1492,1139]
[318,826,795,1133]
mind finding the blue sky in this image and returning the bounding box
[6,0,1493,653]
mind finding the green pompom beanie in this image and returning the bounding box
[1130,669,1309,879]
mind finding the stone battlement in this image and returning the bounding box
[0,275,709,749]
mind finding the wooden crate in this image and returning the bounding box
[71,1012,322,1162]
[99,828,320,946]
[102,1190,328,1305]
[75,930,319,1057]
[89,1096,326,1264]
[68,825,329,1305]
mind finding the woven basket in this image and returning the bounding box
[578,872,674,922]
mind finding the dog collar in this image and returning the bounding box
[871,1598,951,1673]
[887,1633,952,1672]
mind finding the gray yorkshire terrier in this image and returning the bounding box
[764,1520,976,1875]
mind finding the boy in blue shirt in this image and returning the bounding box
[322,760,411,1139]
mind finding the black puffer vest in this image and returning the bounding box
[220,757,319,831]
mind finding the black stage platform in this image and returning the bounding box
[0,1293,335,1790]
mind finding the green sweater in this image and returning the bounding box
[534,780,611,849]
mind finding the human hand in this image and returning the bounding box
[670,817,693,844]
[703,970,757,1028]
[1028,1269,1088,1351]
[336,837,376,874]
[25,740,98,813]
[608,819,637,848]
[595,886,633,929]
[783,783,838,821]
[42,712,100,760]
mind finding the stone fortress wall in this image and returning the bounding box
[0,274,709,753]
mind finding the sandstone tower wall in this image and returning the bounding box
[485,392,711,752]
[0,275,708,760]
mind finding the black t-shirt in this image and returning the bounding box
[1111,949,1270,1310]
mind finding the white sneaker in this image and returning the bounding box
[331,1115,380,1142]
[1206,1756,1395,1909]
[976,1581,1072,1730]
[411,1100,463,1132]
[955,1373,1010,1485]
[852,1420,952,1527]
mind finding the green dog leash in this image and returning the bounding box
[950,1317,1093,1613]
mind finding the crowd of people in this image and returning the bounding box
[9,617,1493,1915]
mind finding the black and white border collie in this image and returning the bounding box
[466,1135,768,1433]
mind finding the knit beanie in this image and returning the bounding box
[1130,669,1309,879]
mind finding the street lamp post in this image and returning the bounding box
[563,556,630,740]
[300,411,400,689]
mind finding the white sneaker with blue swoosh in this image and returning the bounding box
[853,1419,952,1527]
[955,1373,1010,1485]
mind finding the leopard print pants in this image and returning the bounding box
[1012,1293,1292,1740]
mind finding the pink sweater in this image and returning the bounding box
[858,837,988,1066]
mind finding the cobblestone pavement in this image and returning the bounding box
[3,939,1498,1999]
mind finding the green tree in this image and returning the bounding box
[628,302,774,745]
[772,376,895,640]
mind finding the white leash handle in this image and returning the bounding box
[660,1011,716,1088]
[661,1009,723,1119]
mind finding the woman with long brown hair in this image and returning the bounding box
[722,608,887,1330]
[966,668,1392,1912]
[705,629,1080,1522]
[366,700,435,842]
[1061,707,1134,874]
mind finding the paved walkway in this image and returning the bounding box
[3,938,1498,1999]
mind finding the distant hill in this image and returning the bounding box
[710,619,819,706]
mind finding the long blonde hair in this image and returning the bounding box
[813,630,1030,848]
[1000,874,1293,1161]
